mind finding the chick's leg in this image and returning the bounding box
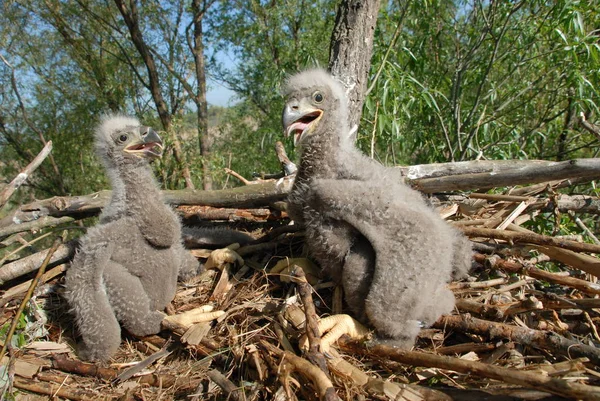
[341,237,375,322]
[103,262,165,337]
[450,234,473,280]
[174,242,202,281]
[64,242,121,362]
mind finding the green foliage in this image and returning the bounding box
[1,0,599,198]
[363,0,600,165]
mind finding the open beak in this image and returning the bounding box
[282,100,323,147]
[124,127,164,159]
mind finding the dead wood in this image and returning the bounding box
[579,113,600,140]
[205,369,244,401]
[461,226,600,254]
[0,141,53,209]
[0,216,76,239]
[4,155,600,400]
[0,241,75,285]
[12,376,101,401]
[51,354,196,389]
[338,339,600,401]
[293,265,330,376]
[0,237,61,361]
[260,340,341,401]
[178,205,281,222]
[51,355,118,380]
[406,158,600,192]
[276,140,298,175]
[476,253,600,295]
[434,314,600,366]
[112,343,173,384]
[4,158,599,235]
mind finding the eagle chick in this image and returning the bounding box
[64,115,200,361]
[282,69,472,346]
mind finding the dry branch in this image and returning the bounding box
[12,377,100,401]
[0,216,75,239]
[4,158,599,235]
[260,341,341,401]
[434,314,600,366]
[476,253,600,295]
[0,237,61,361]
[0,242,75,285]
[460,226,600,254]
[0,141,53,209]
[579,113,600,141]
[293,266,330,375]
[206,369,243,401]
[339,339,600,401]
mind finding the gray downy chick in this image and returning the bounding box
[64,114,200,361]
[282,69,472,347]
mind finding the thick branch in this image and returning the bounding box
[434,315,600,366]
[339,339,600,400]
[406,158,600,192]
[460,226,600,254]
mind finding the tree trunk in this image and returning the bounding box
[114,0,195,189]
[191,0,212,190]
[328,0,381,140]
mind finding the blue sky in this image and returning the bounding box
[206,78,236,107]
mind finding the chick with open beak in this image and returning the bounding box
[283,91,325,147]
[123,126,164,159]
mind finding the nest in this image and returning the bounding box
[1,160,600,400]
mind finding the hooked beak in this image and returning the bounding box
[124,126,164,159]
[282,100,323,147]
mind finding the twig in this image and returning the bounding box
[434,314,600,366]
[224,168,256,185]
[569,211,600,244]
[260,341,341,401]
[292,266,330,376]
[338,339,600,401]
[0,141,53,209]
[112,342,173,384]
[205,369,243,401]
[460,226,600,254]
[579,112,600,141]
[474,253,600,295]
[0,237,62,362]
[275,141,297,176]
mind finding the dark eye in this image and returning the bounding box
[313,92,324,103]
[117,134,128,143]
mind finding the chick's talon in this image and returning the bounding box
[299,314,371,352]
[270,258,321,285]
[204,243,244,270]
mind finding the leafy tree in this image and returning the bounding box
[206,0,338,176]
[363,0,600,165]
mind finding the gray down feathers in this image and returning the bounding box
[283,69,472,347]
[64,114,200,361]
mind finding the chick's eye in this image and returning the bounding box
[118,134,128,143]
[313,92,324,103]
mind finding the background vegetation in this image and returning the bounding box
[0,0,598,209]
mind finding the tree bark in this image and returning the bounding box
[191,0,212,190]
[328,0,381,139]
